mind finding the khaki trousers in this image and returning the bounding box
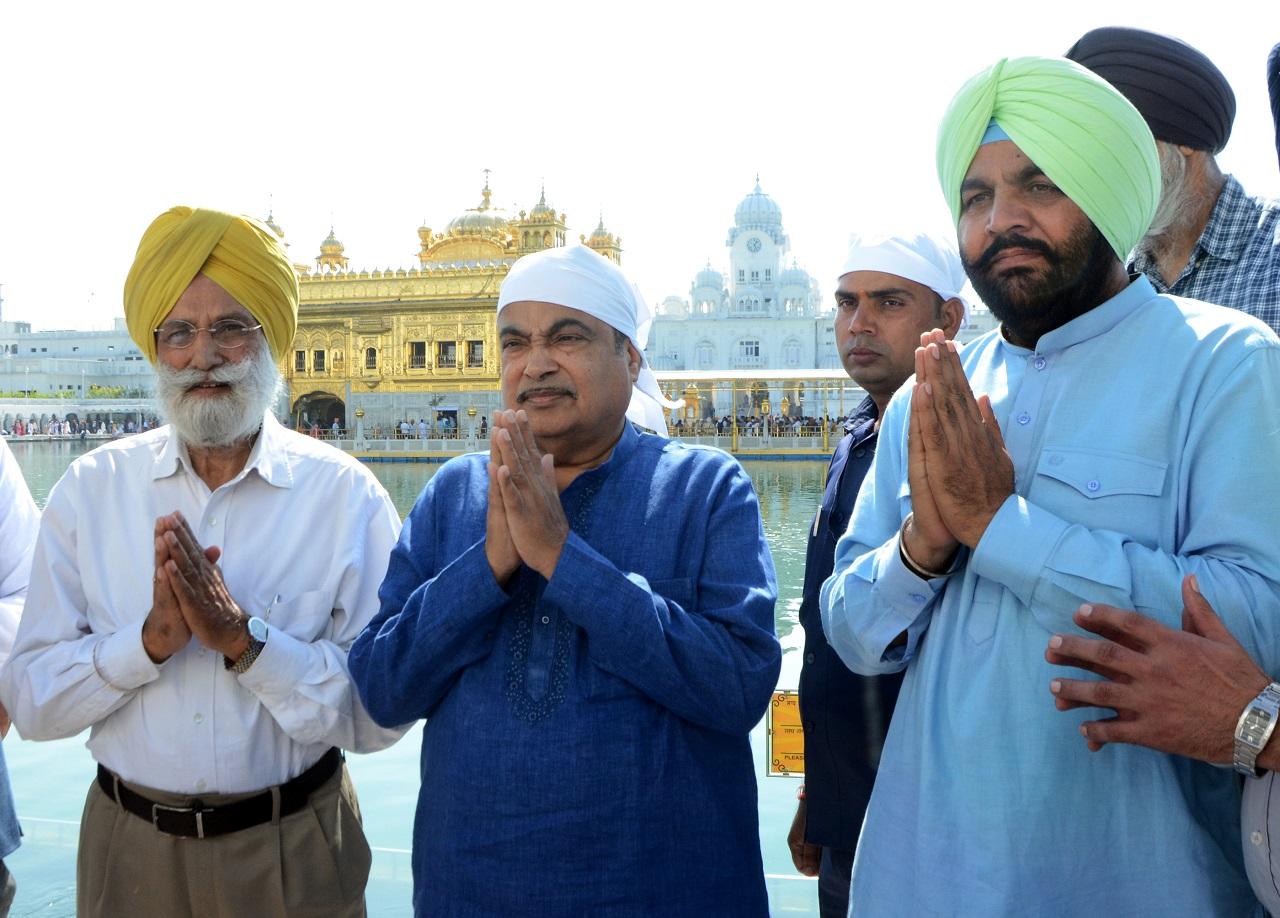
[76,764,370,918]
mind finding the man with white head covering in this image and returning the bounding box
[822,56,1280,915]
[350,244,781,916]
[0,206,406,917]
[787,232,965,917]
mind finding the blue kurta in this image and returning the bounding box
[350,423,780,917]
[822,276,1280,916]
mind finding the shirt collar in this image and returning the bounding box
[1004,274,1157,357]
[151,412,294,490]
[1194,175,1252,262]
[844,394,879,434]
[559,419,640,491]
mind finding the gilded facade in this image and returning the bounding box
[273,179,623,430]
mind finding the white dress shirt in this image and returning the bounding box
[1244,771,1280,915]
[0,414,407,794]
[0,438,40,666]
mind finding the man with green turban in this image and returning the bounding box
[822,56,1280,915]
[0,207,408,916]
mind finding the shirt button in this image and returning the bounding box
[1048,455,1064,466]
[195,780,207,792]
[540,615,550,625]
[854,449,865,458]
[1017,412,1031,425]
[1252,830,1264,846]
[910,592,927,603]
[208,518,217,527]
[1034,357,1046,370]
[804,652,815,664]
[193,713,204,724]
[1086,480,1101,492]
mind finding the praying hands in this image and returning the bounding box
[486,409,570,584]
[142,512,250,663]
[902,329,1014,572]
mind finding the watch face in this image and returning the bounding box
[746,237,762,253]
[248,617,269,642]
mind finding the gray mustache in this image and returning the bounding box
[517,387,575,403]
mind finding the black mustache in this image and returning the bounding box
[516,387,575,403]
[973,234,1058,272]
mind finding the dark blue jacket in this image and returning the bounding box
[798,396,904,851]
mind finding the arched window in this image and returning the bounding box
[365,347,377,370]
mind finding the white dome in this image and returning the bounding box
[780,263,810,287]
[694,263,724,289]
[734,181,782,227]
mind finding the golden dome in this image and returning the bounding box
[320,228,343,253]
[446,181,510,236]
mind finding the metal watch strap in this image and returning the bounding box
[227,640,265,674]
[225,617,268,674]
[1233,682,1280,777]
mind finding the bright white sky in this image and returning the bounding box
[2,1,1276,331]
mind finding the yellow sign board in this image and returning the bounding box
[766,690,805,776]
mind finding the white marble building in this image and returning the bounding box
[646,181,839,375]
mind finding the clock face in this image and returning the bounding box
[746,237,762,253]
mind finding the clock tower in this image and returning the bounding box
[726,178,788,316]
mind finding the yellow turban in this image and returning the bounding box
[936,56,1161,260]
[123,206,299,363]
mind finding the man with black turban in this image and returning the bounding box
[1068,26,1280,332]
[0,207,407,917]
[821,55,1280,915]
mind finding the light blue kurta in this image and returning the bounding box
[822,275,1280,917]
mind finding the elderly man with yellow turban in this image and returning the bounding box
[821,57,1280,915]
[0,207,406,917]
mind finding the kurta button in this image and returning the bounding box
[1048,455,1063,466]
[193,713,204,724]
[805,652,815,664]
[1252,830,1264,846]
[209,518,217,527]
[1087,480,1100,492]
[1034,357,1046,370]
[910,593,927,603]
[1017,412,1031,425]
[540,615,550,625]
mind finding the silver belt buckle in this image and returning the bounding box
[151,802,208,839]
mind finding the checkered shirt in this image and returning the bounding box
[1130,175,1280,333]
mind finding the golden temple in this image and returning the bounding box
[273,177,622,430]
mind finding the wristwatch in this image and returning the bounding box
[1233,682,1280,776]
[225,616,269,674]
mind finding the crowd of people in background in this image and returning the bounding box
[1,416,158,438]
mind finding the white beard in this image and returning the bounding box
[1137,141,1210,258]
[155,344,282,449]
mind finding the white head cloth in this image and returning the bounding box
[497,245,679,435]
[839,231,971,322]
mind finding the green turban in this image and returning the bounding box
[936,56,1160,260]
[124,206,299,363]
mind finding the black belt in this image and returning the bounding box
[96,747,341,839]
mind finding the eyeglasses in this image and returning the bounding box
[153,320,263,350]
